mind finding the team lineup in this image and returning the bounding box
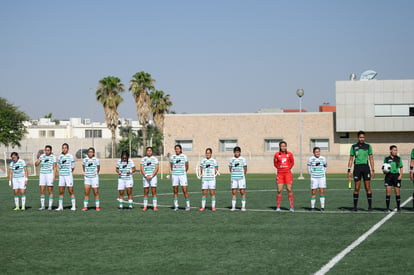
[7,131,414,212]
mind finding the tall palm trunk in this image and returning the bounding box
[136,92,151,155]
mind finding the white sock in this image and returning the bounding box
[71,197,76,208]
[201,197,206,208]
[21,195,26,208]
[48,197,53,208]
[59,198,63,208]
[212,197,216,208]
[232,198,236,209]
[128,199,133,207]
[320,196,325,208]
[84,200,88,208]
[14,196,19,208]
[95,200,100,208]
[153,197,157,207]
[186,199,190,208]
[174,198,179,208]
[40,196,45,208]
[311,197,316,208]
[241,198,246,208]
[143,198,148,208]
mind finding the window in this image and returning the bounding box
[264,139,283,152]
[310,139,329,152]
[175,140,193,152]
[374,104,414,117]
[85,129,102,138]
[39,130,46,137]
[48,130,55,137]
[219,139,238,152]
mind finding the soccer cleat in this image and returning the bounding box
[55,207,63,211]
[48,207,53,211]
[289,208,295,212]
[185,207,191,212]
[21,207,26,211]
[397,208,402,213]
[153,207,158,211]
[142,207,147,211]
[352,207,358,212]
[385,208,391,213]
[96,207,101,211]
[70,207,76,211]
[230,208,236,211]
[81,207,88,211]
[118,206,123,210]
[310,208,315,212]
[241,207,246,212]
[199,207,205,211]
[320,208,325,212]
[174,207,179,211]
[128,206,133,210]
[212,207,216,212]
[368,207,373,212]
[38,207,45,211]
[275,207,281,212]
[13,207,20,211]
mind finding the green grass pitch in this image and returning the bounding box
[1,174,414,274]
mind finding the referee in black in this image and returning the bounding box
[347,131,375,211]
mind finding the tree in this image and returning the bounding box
[150,89,172,131]
[0,97,29,148]
[150,90,172,155]
[96,76,125,158]
[129,71,155,155]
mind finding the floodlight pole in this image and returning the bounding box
[296,89,305,180]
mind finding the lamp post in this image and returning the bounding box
[296,88,305,180]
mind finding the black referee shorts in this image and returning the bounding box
[353,164,371,181]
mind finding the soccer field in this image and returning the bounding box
[1,174,414,274]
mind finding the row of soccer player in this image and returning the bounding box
[7,134,414,212]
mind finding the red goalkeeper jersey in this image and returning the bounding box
[273,151,294,173]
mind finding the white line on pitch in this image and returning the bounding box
[314,196,413,275]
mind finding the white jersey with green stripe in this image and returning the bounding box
[140,156,159,177]
[200,158,218,181]
[228,157,247,180]
[83,157,100,178]
[307,156,327,178]
[38,154,57,174]
[116,159,135,180]
[170,154,188,176]
[9,159,27,178]
[58,154,75,176]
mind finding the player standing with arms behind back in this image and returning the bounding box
[383,145,403,212]
[82,147,100,211]
[229,146,247,211]
[56,143,76,211]
[116,151,136,210]
[140,147,159,211]
[199,148,219,211]
[170,144,190,211]
[35,145,57,210]
[9,152,28,211]
[347,131,375,212]
[307,147,327,211]
[273,141,295,212]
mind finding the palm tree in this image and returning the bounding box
[96,76,125,158]
[150,89,172,131]
[129,71,155,155]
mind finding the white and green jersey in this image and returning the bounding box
[307,156,327,178]
[140,156,159,177]
[83,157,100,178]
[170,154,188,176]
[200,158,218,181]
[116,159,135,180]
[38,154,57,174]
[9,159,27,178]
[228,157,247,180]
[58,154,75,176]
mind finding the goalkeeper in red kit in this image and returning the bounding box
[273,141,295,212]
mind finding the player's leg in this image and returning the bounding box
[394,183,401,211]
[353,166,362,211]
[56,177,65,211]
[47,184,54,210]
[200,188,208,211]
[385,185,392,212]
[118,180,125,209]
[231,188,238,211]
[126,187,133,209]
[240,188,246,211]
[143,187,150,211]
[182,185,190,211]
[363,172,373,211]
[286,183,294,212]
[310,188,317,210]
[92,187,100,211]
[210,186,216,211]
[83,183,91,211]
[172,185,179,210]
[13,184,20,210]
[151,186,158,210]
[39,184,46,210]
[276,183,284,211]
[68,186,76,211]
[319,177,327,211]
[20,186,27,210]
